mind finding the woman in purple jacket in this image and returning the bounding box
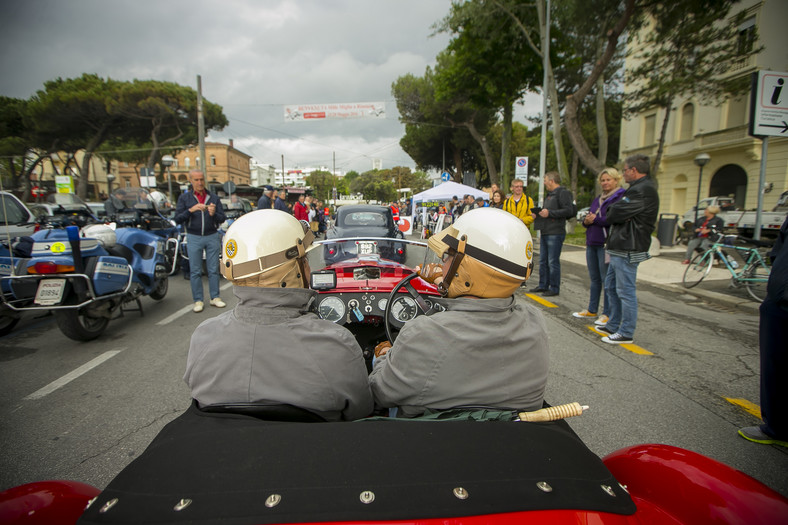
[572,168,626,326]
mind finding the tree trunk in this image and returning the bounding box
[564,0,636,175]
[76,126,109,200]
[452,146,463,182]
[595,41,608,168]
[652,96,673,189]
[463,118,499,187]
[500,103,513,190]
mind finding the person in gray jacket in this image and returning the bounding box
[369,208,549,418]
[184,209,373,422]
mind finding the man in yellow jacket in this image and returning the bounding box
[503,178,534,227]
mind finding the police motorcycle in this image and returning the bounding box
[105,187,181,276]
[1,209,787,525]
[0,220,170,341]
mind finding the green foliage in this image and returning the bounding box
[625,0,754,114]
[349,170,397,202]
[305,170,337,201]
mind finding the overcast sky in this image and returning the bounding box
[0,0,540,175]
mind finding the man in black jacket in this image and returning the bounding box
[738,217,788,448]
[530,171,575,296]
[599,154,659,344]
[175,170,227,313]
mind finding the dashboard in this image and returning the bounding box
[314,291,440,326]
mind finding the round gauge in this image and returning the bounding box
[391,296,418,322]
[377,298,388,311]
[317,296,346,323]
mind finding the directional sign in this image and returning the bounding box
[441,172,451,182]
[749,70,788,137]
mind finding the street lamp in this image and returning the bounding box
[693,153,710,224]
[106,173,115,197]
[161,154,175,202]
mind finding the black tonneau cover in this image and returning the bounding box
[78,404,635,524]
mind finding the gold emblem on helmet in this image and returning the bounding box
[225,239,238,259]
[525,240,533,260]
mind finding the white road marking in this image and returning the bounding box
[156,281,232,326]
[23,350,123,401]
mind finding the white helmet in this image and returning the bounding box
[81,224,117,248]
[221,209,314,288]
[427,207,533,298]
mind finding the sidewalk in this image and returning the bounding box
[559,242,761,313]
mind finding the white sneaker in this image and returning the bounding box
[210,297,226,308]
[572,310,597,319]
[594,315,609,326]
[193,301,204,313]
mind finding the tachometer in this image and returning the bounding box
[390,296,418,322]
[317,296,346,323]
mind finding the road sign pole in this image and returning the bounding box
[754,136,768,240]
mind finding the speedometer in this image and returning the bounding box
[390,296,418,322]
[317,296,345,323]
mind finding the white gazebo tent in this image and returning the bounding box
[409,181,489,237]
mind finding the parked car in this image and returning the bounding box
[28,194,99,228]
[681,196,786,239]
[0,192,37,239]
[327,204,404,240]
[86,202,109,219]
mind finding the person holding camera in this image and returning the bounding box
[572,168,625,325]
[530,172,575,297]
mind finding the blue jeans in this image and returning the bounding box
[538,234,565,293]
[604,254,639,338]
[586,245,609,315]
[186,232,222,302]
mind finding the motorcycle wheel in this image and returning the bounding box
[149,277,169,301]
[0,312,20,337]
[54,309,109,342]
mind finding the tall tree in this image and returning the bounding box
[436,0,542,190]
[26,74,124,199]
[0,96,47,199]
[108,79,228,174]
[624,1,757,178]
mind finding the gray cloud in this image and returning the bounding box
[0,0,455,173]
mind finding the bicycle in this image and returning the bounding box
[682,230,772,302]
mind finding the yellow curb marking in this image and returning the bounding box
[526,293,558,308]
[586,325,654,355]
[725,397,762,419]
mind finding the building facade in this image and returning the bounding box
[619,0,787,220]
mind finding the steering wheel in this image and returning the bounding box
[384,272,437,343]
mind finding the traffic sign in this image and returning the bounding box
[441,172,451,182]
[515,157,528,179]
[749,70,788,137]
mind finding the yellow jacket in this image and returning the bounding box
[503,195,534,226]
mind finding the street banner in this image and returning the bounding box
[284,102,385,121]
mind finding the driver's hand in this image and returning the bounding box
[374,341,392,358]
[416,263,444,284]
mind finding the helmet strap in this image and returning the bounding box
[438,235,467,296]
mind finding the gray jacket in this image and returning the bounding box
[184,286,373,421]
[369,295,549,417]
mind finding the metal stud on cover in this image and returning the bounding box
[360,490,375,504]
[265,494,282,508]
[99,498,118,513]
[536,481,553,493]
[601,484,617,497]
[453,487,469,500]
[174,499,192,511]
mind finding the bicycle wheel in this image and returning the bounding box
[683,251,713,288]
[744,260,771,302]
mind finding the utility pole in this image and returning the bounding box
[197,75,207,183]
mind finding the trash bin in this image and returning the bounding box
[657,213,679,247]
